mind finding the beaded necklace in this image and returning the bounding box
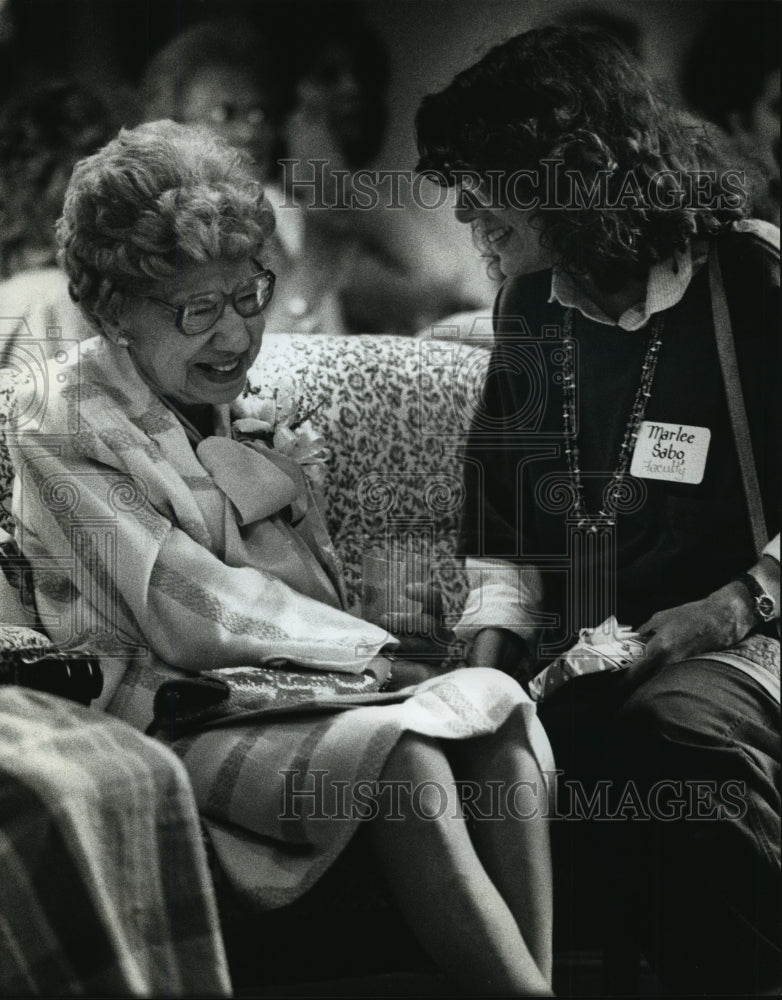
[561,308,663,531]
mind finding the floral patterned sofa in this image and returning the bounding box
[243,333,491,626]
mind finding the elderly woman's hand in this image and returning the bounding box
[380,657,447,690]
[623,581,757,688]
[380,582,456,665]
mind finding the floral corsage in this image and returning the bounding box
[231,390,331,491]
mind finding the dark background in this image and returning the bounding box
[1,0,778,307]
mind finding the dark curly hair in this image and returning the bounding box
[0,78,116,278]
[416,26,746,291]
[56,120,275,335]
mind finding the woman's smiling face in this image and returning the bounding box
[116,258,266,408]
[454,184,556,277]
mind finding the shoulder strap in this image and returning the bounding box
[729,218,780,253]
[708,241,768,556]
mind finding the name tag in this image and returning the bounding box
[630,421,711,484]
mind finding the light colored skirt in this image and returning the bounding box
[138,668,552,910]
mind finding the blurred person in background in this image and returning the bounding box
[138,10,476,335]
[138,17,345,335]
[0,78,115,365]
[273,1,484,334]
[681,1,780,226]
[138,17,290,185]
[273,4,402,334]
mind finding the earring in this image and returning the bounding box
[115,335,131,348]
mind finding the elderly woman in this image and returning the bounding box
[4,120,554,996]
[416,25,780,996]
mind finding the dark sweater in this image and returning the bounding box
[458,227,780,652]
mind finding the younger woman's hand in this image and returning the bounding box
[623,581,756,688]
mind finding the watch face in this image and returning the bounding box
[756,595,776,622]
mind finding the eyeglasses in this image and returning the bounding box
[147,266,276,336]
[206,103,267,128]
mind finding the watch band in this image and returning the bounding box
[735,572,777,624]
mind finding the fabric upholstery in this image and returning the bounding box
[241,334,491,628]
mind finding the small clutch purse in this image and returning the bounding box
[147,661,390,739]
[0,625,103,706]
[529,617,646,701]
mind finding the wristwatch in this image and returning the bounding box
[734,572,777,624]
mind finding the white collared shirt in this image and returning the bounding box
[548,244,705,330]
